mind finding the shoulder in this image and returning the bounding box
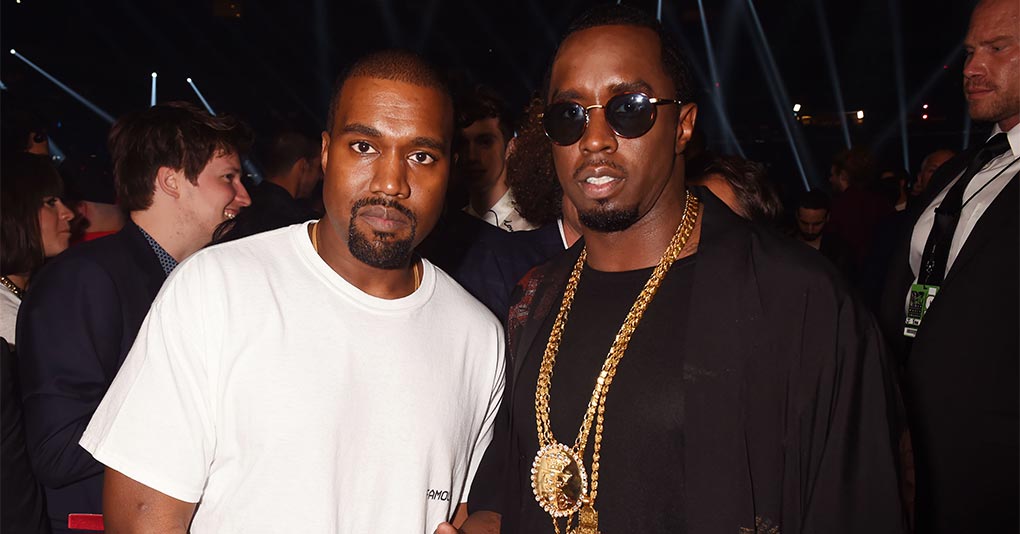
[430,262,503,328]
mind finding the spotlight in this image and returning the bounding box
[922,114,929,120]
[856,110,864,120]
[186,77,192,83]
[793,103,802,113]
[922,104,929,109]
[151,72,158,78]
[9,49,15,55]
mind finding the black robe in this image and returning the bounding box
[470,190,906,533]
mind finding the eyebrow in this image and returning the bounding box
[340,123,382,138]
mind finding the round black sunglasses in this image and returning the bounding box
[541,92,681,146]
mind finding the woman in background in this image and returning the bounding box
[1,152,74,345]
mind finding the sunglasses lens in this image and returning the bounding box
[544,102,587,145]
[607,93,656,138]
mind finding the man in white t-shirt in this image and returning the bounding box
[80,51,505,534]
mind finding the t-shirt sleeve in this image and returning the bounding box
[461,321,506,503]
[79,262,216,503]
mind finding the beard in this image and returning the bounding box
[347,198,417,269]
[799,230,822,242]
[577,201,640,233]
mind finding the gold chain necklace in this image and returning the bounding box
[0,276,24,300]
[310,221,420,290]
[531,191,699,534]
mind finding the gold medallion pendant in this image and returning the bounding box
[532,442,589,516]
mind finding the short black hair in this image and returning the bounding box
[327,50,452,134]
[543,4,695,103]
[260,130,320,178]
[455,84,514,146]
[798,190,832,212]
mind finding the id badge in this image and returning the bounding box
[904,283,939,338]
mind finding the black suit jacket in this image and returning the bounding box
[878,150,1019,532]
[17,221,167,534]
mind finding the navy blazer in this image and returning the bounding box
[17,221,167,534]
[879,150,1019,532]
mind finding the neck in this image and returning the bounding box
[802,236,822,249]
[468,173,509,216]
[312,219,419,299]
[561,217,582,248]
[130,210,204,263]
[268,175,299,198]
[999,115,1019,132]
[4,273,29,291]
[582,187,698,272]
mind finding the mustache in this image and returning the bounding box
[349,197,416,223]
[573,159,627,181]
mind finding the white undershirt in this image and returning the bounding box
[909,125,1020,279]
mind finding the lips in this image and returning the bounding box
[574,164,626,200]
[357,204,411,232]
[223,208,238,220]
[965,84,995,99]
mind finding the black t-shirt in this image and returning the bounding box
[514,256,695,533]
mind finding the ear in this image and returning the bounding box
[674,103,698,155]
[155,166,182,200]
[320,131,331,172]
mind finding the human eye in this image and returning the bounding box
[350,141,378,155]
[42,196,59,207]
[409,152,437,165]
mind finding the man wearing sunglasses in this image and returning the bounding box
[444,5,905,534]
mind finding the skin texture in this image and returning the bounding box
[103,468,195,533]
[964,0,1019,131]
[456,117,510,215]
[38,195,74,257]
[133,152,251,262]
[548,25,698,271]
[317,76,453,299]
[178,152,251,241]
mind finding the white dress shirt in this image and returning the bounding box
[464,188,537,232]
[909,125,1020,279]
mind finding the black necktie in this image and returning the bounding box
[918,133,1011,286]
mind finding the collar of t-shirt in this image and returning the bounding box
[908,125,1019,280]
[138,225,178,276]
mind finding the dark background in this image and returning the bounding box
[0,0,988,195]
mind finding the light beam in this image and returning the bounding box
[9,49,115,124]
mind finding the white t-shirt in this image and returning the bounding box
[81,222,505,533]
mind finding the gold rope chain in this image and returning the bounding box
[534,190,699,511]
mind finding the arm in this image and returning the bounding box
[18,259,125,487]
[103,468,195,534]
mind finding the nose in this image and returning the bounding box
[234,179,252,207]
[963,50,985,80]
[370,153,411,198]
[579,106,618,155]
[56,199,74,221]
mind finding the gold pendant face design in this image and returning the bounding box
[531,443,588,517]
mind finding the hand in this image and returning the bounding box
[434,522,461,534]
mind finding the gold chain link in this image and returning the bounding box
[534,190,700,511]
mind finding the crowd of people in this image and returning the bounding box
[1,1,1016,533]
